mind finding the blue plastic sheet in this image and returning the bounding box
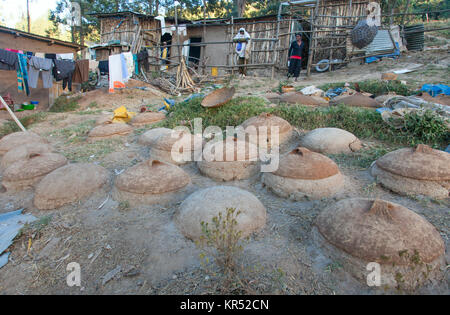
[0,209,36,270]
[325,88,346,99]
[421,84,450,97]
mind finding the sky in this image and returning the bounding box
[0,0,59,27]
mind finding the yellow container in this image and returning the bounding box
[211,67,218,77]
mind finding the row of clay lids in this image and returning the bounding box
[265,92,380,108]
[114,159,191,195]
[375,144,450,181]
[273,147,340,180]
[315,198,445,265]
[89,111,166,140]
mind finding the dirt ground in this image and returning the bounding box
[0,48,448,295]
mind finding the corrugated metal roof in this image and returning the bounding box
[365,30,395,55]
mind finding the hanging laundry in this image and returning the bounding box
[72,59,89,83]
[109,54,125,93]
[53,59,75,91]
[35,52,45,58]
[28,56,54,89]
[57,53,74,60]
[122,52,134,81]
[16,53,30,96]
[98,60,109,74]
[5,49,23,54]
[0,49,18,71]
[45,53,57,60]
[133,54,139,75]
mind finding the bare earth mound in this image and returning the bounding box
[175,186,266,240]
[330,93,381,108]
[313,198,445,290]
[34,163,109,210]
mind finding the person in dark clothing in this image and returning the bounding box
[288,34,305,81]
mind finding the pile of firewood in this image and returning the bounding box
[176,58,195,91]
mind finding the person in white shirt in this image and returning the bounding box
[233,28,251,78]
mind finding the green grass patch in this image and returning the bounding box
[51,119,96,144]
[50,95,81,112]
[161,96,449,149]
[0,112,49,138]
[318,79,413,96]
[61,138,124,163]
[329,146,391,169]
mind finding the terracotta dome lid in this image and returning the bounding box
[201,87,235,108]
[153,130,203,152]
[3,153,67,181]
[203,137,259,162]
[240,113,293,134]
[0,131,47,155]
[315,198,445,265]
[376,144,450,181]
[115,160,190,194]
[1,142,54,170]
[331,93,381,108]
[273,147,340,180]
[280,92,327,106]
[88,122,133,138]
[131,112,165,126]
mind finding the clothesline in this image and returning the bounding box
[0,48,90,98]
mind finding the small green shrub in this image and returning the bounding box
[401,110,449,147]
[50,95,81,112]
[318,80,413,96]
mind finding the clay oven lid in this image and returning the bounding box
[131,112,165,126]
[315,198,445,265]
[203,137,259,162]
[273,147,340,180]
[88,122,133,138]
[376,144,450,181]
[240,113,293,134]
[330,93,381,108]
[115,160,190,194]
[0,131,48,155]
[153,130,203,152]
[201,87,235,108]
[3,153,67,181]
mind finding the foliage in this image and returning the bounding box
[318,80,413,97]
[0,112,48,139]
[49,95,81,112]
[401,110,449,146]
[197,208,248,293]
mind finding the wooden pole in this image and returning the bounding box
[0,96,26,132]
[307,0,320,77]
[26,0,31,33]
[202,1,207,75]
[175,3,182,67]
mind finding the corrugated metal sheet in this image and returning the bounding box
[365,30,395,55]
